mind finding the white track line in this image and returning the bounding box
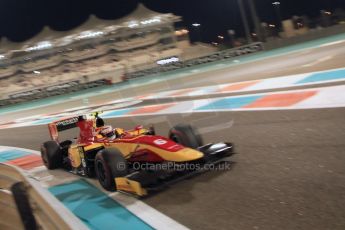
[302,56,333,67]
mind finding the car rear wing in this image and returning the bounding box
[48,116,79,142]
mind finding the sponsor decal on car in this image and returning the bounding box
[56,117,79,127]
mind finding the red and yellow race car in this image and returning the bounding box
[41,113,234,196]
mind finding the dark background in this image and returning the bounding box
[0,0,344,43]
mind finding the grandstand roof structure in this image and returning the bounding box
[0,3,181,54]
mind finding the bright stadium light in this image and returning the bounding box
[59,35,74,46]
[140,17,161,25]
[77,31,104,39]
[272,1,280,5]
[26,41,52,52]
[128,21,139,28]
[104,25,120,32]
[192,23,201,27]
[181,29,189,34]
[175,29,189,36]
[175,30,183,36]
[157,57,179,65]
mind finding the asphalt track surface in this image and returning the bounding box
[1,109,345,230]
[1,40,345,230]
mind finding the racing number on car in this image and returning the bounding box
[154,139,168,145]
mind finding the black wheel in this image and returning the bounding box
[95,148,128,191]
[85,167,95,178]
[40,141,62,169]
[169,124,203,149]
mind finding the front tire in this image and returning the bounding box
[95,148,128,191]
[169,124,203,149]
[40,141,62,169]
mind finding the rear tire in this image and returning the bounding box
[40,141,62,169]
[95,148,128,191]
[169,124,203,149]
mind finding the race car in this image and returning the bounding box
[40,112,234,196]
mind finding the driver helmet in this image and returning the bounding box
[96,117,105,127]
[100,125,116,140]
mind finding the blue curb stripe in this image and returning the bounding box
[196,95,263,110]
[49,179,153,230]
[297,69,345,84]
[102,108,135,118]
[0,149,30,163]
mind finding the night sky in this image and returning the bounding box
[0,0,344,43]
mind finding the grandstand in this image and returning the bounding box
[0,4,192,100]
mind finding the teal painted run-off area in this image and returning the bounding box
[197,95,262,110]
[49,179,153,230]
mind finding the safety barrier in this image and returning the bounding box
[0,163,88,230]
[0,79,110,107]
[126,42,264,80]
